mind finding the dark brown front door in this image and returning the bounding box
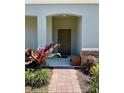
[58,29,71,57]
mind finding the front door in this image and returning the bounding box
[58,29,71,57]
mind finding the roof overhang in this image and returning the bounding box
[25,0,99,4]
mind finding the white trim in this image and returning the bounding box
[82,48,99,51]
[25,0,99,4]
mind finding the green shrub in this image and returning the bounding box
[89,77,99,93]
[25,69,52,88]
[25,71,35,87]
[90,64,99,77]
[88,64,99,93]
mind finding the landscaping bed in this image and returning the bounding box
[25,69,53,93]
[78,48,99,93]
[77,64,99,93]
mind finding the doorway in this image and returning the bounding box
[58,29,71,57]
[47,14,82,55]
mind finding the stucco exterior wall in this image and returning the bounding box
[25,4,99,52]
[25,16,37,51]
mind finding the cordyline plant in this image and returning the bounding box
[25,42,61,69]
[37,42,61,64]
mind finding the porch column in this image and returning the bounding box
[37,15,47,48]
[46,16,52,43]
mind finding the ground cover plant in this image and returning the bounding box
[25,69,52,93]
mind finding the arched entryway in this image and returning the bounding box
[46,13,82,57]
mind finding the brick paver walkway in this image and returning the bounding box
[48,69,82,93]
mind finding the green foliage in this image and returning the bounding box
[88,64,99,93]
[25,69,52,88]
[89,77,99,93]
[90,64,99,77]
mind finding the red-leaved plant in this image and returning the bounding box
[25,42,61,69]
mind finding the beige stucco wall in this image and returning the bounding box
[25,16,37,51]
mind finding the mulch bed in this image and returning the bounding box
[25,85,48,93]
[76,69,90,93]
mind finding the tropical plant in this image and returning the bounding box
[25,42,61,69]
[37,42,61,64]
[25,69,52,88]
[88,64,99,93]
[82,55,97,75]
[90,64,99,77]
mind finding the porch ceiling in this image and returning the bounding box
[52,14,80,18]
